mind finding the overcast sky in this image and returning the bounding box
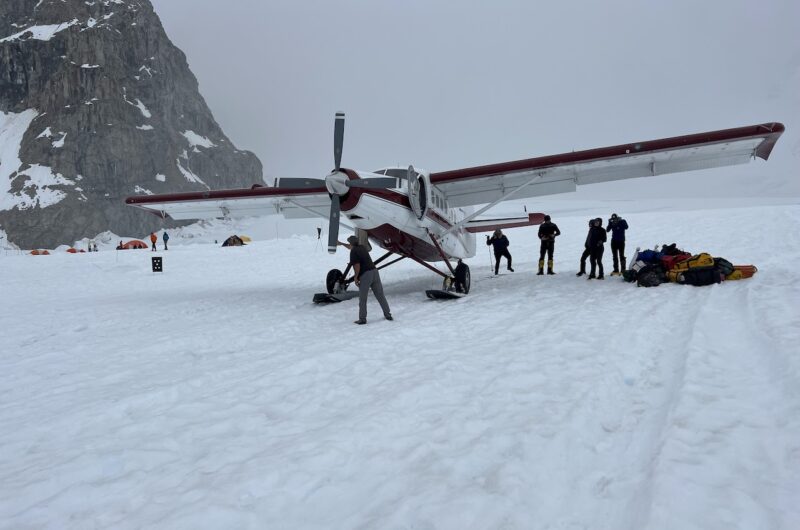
[151,0,799,185]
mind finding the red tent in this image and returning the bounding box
[120,240,149,250]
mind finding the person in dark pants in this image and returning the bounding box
[537,215,561,275]
[486,229,513,275]
[605,213,629,275]
[587,217,607,280]
[343,235,392,325]
[576,219,593,276]
[163,231,170,251]
[149,232,157,251]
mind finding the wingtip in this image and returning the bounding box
[755,122,785,161]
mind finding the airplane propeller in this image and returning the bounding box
[345,177,397,189]
[334,112,344,171]
[278,113,400,253]
[278,177,325,189]
[328,194,341,253]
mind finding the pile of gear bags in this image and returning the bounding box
[623,243,758,288]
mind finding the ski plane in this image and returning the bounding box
[126,114,784,300]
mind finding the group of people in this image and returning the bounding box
[340,213,628,325]
[149,231,169,251]
[576,214,628,279]
[487,213,629,280]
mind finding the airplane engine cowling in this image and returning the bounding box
[407,166,430,220]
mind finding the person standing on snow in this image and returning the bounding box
[587,217,607,280]
[486,229,513,275]
[537,215,561,275]
[605,213,629,275]
[341,235,393,325]
[163,231,170,251]
[576,219,593,277]
[149,232,157,251]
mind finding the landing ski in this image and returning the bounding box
[313,291,359,304]
[425,289,467,300]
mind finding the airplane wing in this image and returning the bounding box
[465,213,546,233]
[125,183,330,220]
[430,122,785,208]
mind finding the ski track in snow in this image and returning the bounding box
[0,203,799,529]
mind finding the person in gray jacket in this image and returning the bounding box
[343,235,393,325]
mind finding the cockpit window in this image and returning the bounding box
[371,169,387,175]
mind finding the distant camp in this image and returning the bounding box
[116,240,149,250]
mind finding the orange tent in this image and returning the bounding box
[121,240,149,250]
[30,250,51,255]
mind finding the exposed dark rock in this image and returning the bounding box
[0,0,262,248]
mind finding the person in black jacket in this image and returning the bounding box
[340,235,392,325]
[605,213,629,275]
[537,215,561,275]
[587,217,607,280]
[486,229,513,275]
[576,219,593,277]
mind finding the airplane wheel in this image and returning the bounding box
[326,269,345,294]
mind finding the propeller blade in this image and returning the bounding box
[276,177,326,189]
[345,177,397,189]
[327,194,341,254]
[334,112,345,171]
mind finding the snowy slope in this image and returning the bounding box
[1,199,799,529]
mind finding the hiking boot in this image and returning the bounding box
[385,314,393,321]
[354,319,367,325]
[508,267,514,272]
[597,275,605,280]
[537,270,544,276]
[547,270,555,275]
[587,274,595,280]
[576,271,585,277]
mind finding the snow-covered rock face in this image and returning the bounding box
[0,0,263,249]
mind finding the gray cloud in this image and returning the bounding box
[151,0,799,187]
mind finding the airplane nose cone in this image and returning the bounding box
[326,171,349,195]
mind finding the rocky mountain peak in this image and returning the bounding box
[0,0,263,249]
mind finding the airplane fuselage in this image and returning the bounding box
[333,168,476,262]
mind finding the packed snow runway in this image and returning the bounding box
[2,200,799,529]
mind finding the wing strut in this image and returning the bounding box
[440,172,545,237]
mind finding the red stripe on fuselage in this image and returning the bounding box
[364,224,443,262]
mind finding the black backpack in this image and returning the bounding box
[678,268,722,286]
[713,257,735,277]
[661,243,687,256]
[637,264,667,288]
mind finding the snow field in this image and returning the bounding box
[0,201,798,529]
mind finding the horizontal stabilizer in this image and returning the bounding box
[465,213,546,233]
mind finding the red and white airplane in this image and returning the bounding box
[126,114,783,299]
